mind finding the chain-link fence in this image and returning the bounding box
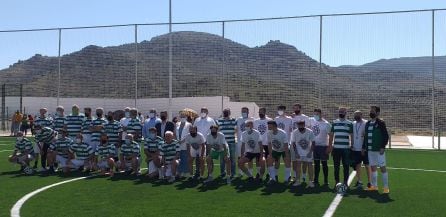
[1,9,445,148]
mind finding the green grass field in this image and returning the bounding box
[1,136,445,217]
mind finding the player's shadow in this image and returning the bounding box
[174,178,201,190]
[260,183,288,195]
[1,170,24,177]
[346,188,394,203]
[108,172,139,181]
[290,183,333,196]
[233,178,264,193]
[197,177,228,192]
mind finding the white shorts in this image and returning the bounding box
[190,147,205,157]
[56,155,69,167]
[368,151,386,167]
[290,148,297,161]
[164,164,172,177]
[33,143,41,154]
[97,159,112,169]
[118,157,141,170]
[147,160,158,174]
[236,141,242,158]
[69,159,86,169]
[297,155,313,163]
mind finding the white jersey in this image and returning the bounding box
[120,117,131,141]
[309,117,331,147]
[254,117,272,146]
[352,119,367,151]
[193,117,216,141]
[236,116,253,145]
[274,116,293,141]
[206,132,227,152]
[291,128,315,157]
[292,114,310,130]
[241,129,261,154]
[268,129,289,152]
[184,132,206,150]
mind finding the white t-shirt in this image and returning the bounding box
[194,116,216,141]
[254,117,272,146]
[291,128,315,157]
[309,117,331,147]
[241,129,261,154]
[236,116,253,145]
[120,117,131,140]
[352,119,366,151]
[206,132,227,152]
[292,114,310,130]
[176,121,192,151]
[184,132,206,150]
[268,129,289,152]
[275,116,293,141]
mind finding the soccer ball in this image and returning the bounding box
[23,166,34,175]
[335,183,347,194]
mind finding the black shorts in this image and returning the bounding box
[244,152,261,162]
[351,151,369,166]
[263,146,270,158]
[313,146,329,161]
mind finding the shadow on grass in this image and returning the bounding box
[233,177,265,193]
[345,188,394,203]
[260,182,289,195]
[289,183,334,196]
[197,177,229,192]
[174,178,202,190]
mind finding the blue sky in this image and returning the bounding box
[1,0,446,69]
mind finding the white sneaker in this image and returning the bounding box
[226,177,231,185]
[204,176,214,183]
[293,181,301,187]
[308,182,315,188]
[168,177,175,183]
[37,167,47,172]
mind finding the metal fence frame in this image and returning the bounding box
[1,8,445,149]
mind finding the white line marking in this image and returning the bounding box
[0,150,13,152]
[322,171,356,217]
[387,167,446,173]
[11,176,90,217]
[10,167,148,217]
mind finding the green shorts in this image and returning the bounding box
[272,150,286,160]
[210,151,227,160]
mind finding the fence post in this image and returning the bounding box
[57,28,61,106]
[438,129,441,150]
[429,10,436,149]
[1,84,5,131]
[221,21,225,113]
[19,84,23,113]
[318,15,323,109]
[134,24,138,108]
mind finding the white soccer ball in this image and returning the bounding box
[23,167,34,175]
[335,183,347,194]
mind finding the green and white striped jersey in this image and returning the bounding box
[216,118,237,145]
[95,143,116,159]
[104,120,122,144]
[69,142,93,160]
[64,115,84,137]
[35,127,55,144]
[53,115,66,132]
[120,141,140,158]
[50,137,73,158]
[144,136,163,152]
[35,116,53,128]
[90,118,107,142]
[126,118,142,139]
[15,138,34,155]
[160,140,179,162]
[331,119,353,149]
[81,118,93,136]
